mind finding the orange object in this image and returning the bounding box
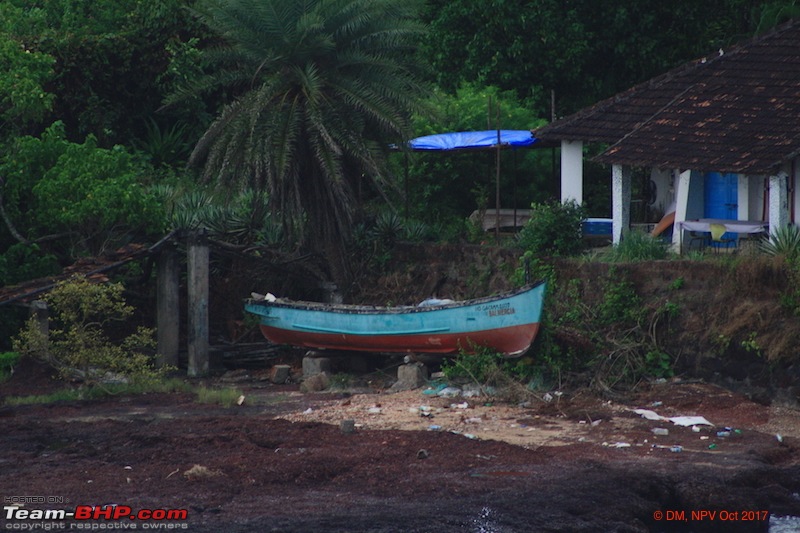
[652,211,675,237]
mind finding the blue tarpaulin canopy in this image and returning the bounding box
[405,130,537,151]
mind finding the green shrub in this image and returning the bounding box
[0,243,60,286]
[0,351,20,382]
[606,230,669,262]
[441,344,504,385]
[596,275,643,327]
[13,276,166,387]
[759,224,800,259]
[516,200,586,257]
[759,226,800,314]
[196,386,243,407]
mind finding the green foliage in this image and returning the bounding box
[755,0,800,34]
[0,351,20,382]
[669,277,685,291]
[0,23,55,129]
[155,186,284,247]
[0,122,164,255]
[2,0,205,146]
[537,266,677,393]
[12,276,166,387]
[0,243,59,286]
[196,386,243,407]
[740,331,763,358]
[183,0,430,278]
[441,344,506,386]
[422,0,759,118]
[758,226,800,314]
[132,118,193,169]
[759,224,800,260]
[645,349,673,379]
[606,230,670,262]
[397,84,551,225]
[596,275,643,327]
[516,200,586,257]
[3,378,194,406]
[348,209,434,272]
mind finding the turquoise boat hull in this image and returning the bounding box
[244,281,545,356]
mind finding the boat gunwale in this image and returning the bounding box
[245,280,545,316]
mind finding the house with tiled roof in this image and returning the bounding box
[534,18,800,250]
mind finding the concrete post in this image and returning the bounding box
[612,164,632,245]
[672,170,692,252]
[769,171,790,236]
[30,300,49,360]
[156,242,180,368]
[187,229,209,377]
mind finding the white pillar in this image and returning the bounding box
[769,170,790,235]
[737,174,749,220]
[611,164,631,245]
[560,140,583,204]
[672,170,692,252]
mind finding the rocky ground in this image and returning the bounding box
[2,357,800,533]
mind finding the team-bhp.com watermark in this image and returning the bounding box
[4,498,189,530]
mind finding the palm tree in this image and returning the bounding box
[185,0,429,283]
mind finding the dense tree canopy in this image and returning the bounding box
[182,0,430,280]
[0,0,795,289]
[421,0,763,117]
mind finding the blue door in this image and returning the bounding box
[704,172,738,244]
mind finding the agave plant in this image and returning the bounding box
[759,224,800,259]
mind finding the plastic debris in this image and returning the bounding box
[652,428,669,436]
[302,407,313,414]
[367,407,382,414]
[451,402,470,409]
[632,409,713,427]
[633,409,664,421]
[603,442,632,448]
[716,431,730,438]
[437,386,462,398]
[428,425,442,431]
[670,446,683,453]
[669,416,713,427]
[708,443,717,449]
[422,383,447,395]
[418,405,433,418]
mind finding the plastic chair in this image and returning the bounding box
[688,231,709,250]
[709,223,736,251]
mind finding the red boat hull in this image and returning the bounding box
[259,322,540,355]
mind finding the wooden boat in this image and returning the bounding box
[244,281,546,356]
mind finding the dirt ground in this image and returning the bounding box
[2,357,800,533]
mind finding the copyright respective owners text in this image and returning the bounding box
[653,509,769,524]
[4,497,191,530]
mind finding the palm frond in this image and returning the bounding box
[187,0,430,274]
